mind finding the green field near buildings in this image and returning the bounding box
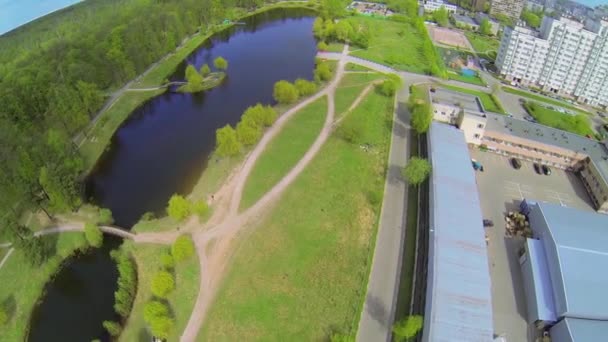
[524,102,594,137]
[440,84,505,113]
[0,232,88,342]
[118,242,199,342]
[502,86,591,116]
[447,71,486,86]
[464,32,499,60]
[335,72,386,116]
[347,16,431,74]
[199,90,394,341]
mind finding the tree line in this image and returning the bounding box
[0,0,280,250]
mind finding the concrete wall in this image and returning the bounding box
[579,158,608,212]
[457,112,487,145]
[432,103,460,124]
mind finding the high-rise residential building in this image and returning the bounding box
[490,0,525,22]
[496,16,608,107]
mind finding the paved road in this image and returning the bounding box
[356,81,412,342]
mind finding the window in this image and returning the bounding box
[477,124,484,129]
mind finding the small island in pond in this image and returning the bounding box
[178,56,228,93]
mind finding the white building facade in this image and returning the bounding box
[420,0,457,13]
[496,16,608,106]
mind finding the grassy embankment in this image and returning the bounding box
[502,86,591,116]
[440,83,506,114]
[347,16,436,74]
[199,88,394,340]
[117,241,199,341]
[78,1,316,172]
[0,233,89,342]
[465,32,499,61]
[523,101,594,137]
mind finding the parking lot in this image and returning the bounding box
[470,149,595,342]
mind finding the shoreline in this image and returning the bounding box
[79,2,317,175]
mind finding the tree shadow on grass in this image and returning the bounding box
[2,295,17,322]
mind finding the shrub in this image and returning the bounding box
[111,250,137,318]
[140,211,156,221]
[338,119,364,143]
[200,63,211,77]
[215,125,241,157]
[243,103,277,127]
[402,158,431,186]
[314,62,333,82]
[295,78,318,97]
[172,235,195,262]
[393,315,424,341]
[167,194,190,221]
[144,300,170,323]
[160,251,175,269]
[84,222,103,248]
[213,56,228,70]
[411,102,432,134]
[98,208,114,225]
[149,315,174,339]
[378,79,397,97]
[273,80,299,104]
[236,117,262,146]
[151,271,175,298]
[191,200,209,218]
[103,321,121,337]
[317,41,329,51]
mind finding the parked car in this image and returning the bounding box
[542,165,552,175]
[472,159,482,171]
[533,163,542,174]
[524,116,536,123]
[483,219,494,227]
[510,158,522,169]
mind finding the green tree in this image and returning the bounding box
[495,13,513,26]
[479,18,492,35]
[521,9,541,28]
[243,104,277,127]
[213,56,228,70]
[314,62,333,82]
[273,80,299,104]
[236,117,262,146]
[313,18,326,39]
[321,0,347,19]
[294,79,318,96]
[149,315,174,339]
[334,20,354,42]
[402,158,431,186]
[393,315,424,341]
[167,194,191,221]
[200,63,211,77]
[151,270,175,298]
[84,222,103,248]
[317,41,329,51]
[98,208,114,225]
[144,300,170,323]
[103,321,121,337]
[338,119,364,143]
[185,64,203,85]
[411,101,432,133]
[215,125,241,157]
[433,6,449,27]
[172,234,195,262]
[378,78,398,97]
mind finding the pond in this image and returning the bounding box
[28,7,317,341]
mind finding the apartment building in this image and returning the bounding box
[420,0,457,13]
[496,16,608,106]
[490,0,525,22]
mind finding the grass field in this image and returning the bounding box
[440,83,506,113]
[335,72,385,116]
[240,97,328,211]
[345,63,372,72]
[348,16,429,73]
[118,241,199,341]
[502,86,591,115]
[199,90,394,341]
[464,32,499,60]
[447,71,486,86]
[524,102,594,137]
[0,232,88,342]
[325,42,345,53]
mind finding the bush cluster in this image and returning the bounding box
[166,194,209,221]
[215,104,278,157]
[313,18,370,49]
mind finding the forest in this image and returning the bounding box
[0,0,284,245]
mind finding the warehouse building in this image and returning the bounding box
[519,201,608,341]
[423,122,494,341]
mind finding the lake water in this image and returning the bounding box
[28,8,317,341]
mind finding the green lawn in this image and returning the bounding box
[240,96,328,211]
[346,63,372,72]
[447,71,486,86]
[325,42,345,53]
[118,241,199,341]
[199,90,394,341]
[348,16,429,73]
[0,232,89,342]
[464,32,499,60]
[502,86,590,116]
[440,84,505,113]
[524,102,594,137]
[335,72,385,116]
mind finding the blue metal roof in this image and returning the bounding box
[531,202,608,320]
[522,238,557,323]
[550,318,608,342]
[423,122,493,341]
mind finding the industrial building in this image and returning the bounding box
[429,88,608,213]
[423,122,494,341]
[496,16,608,107]
[490,0,525,22]
[519,201,608,341]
